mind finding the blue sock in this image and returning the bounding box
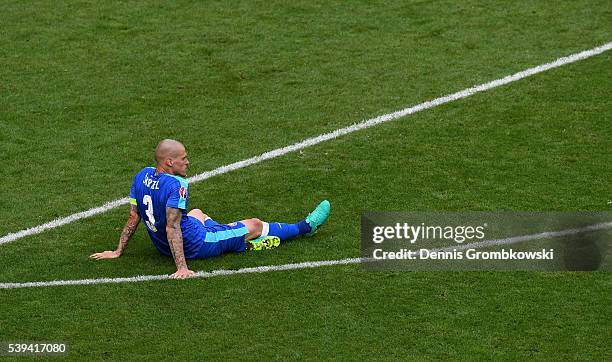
[267,220,311,240]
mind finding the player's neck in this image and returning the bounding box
[155,166,171,176]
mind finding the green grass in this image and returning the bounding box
[1,0,611,360]
[3,270,610,360]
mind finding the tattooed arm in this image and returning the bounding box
[90,204,141,260]
[166,207,195,278]
[116,204,141,255]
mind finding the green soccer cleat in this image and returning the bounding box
[305,200,331,236]
[247,235,281,251]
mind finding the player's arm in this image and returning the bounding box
[90,204,141,260]
[116,204,141,255]
[166,207,195,278]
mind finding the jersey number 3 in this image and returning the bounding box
[143,195,158,232]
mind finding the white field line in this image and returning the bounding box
[1,41,611,247]
[1,221,610,289]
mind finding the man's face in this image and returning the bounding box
[169,148,189,177]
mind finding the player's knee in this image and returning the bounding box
[248,218,263,234]
[188,209,209,220]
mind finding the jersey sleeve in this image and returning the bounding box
[166,178,189,210]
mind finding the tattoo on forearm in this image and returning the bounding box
[117,205,140,254]
[166,207,188,270]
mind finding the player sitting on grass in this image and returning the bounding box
[90,139,330,279]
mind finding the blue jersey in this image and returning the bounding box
[129,167,205,258]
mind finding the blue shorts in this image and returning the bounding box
[189,216,248,259]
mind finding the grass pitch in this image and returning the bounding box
[1,0,611,360]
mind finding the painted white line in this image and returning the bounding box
[439,221,612,252]
[0,258,362,289]
[2,221,609,289]
[0,198,130,246]
[1,41,611,246]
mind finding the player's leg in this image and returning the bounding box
[237,218,280,250]
[194,200,331,254]
[188,209,209,223]
[244,200,331,241]
[189,212,278,252]
[188,209,221,227]
[194,221,252,258]
[238,218,264,240]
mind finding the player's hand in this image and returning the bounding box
[171,268,196,279]
[89,250,121,260]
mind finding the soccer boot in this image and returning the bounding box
[305,200,331,236]
[247,236,281,251]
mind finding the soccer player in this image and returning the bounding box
[90,139,330,279]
